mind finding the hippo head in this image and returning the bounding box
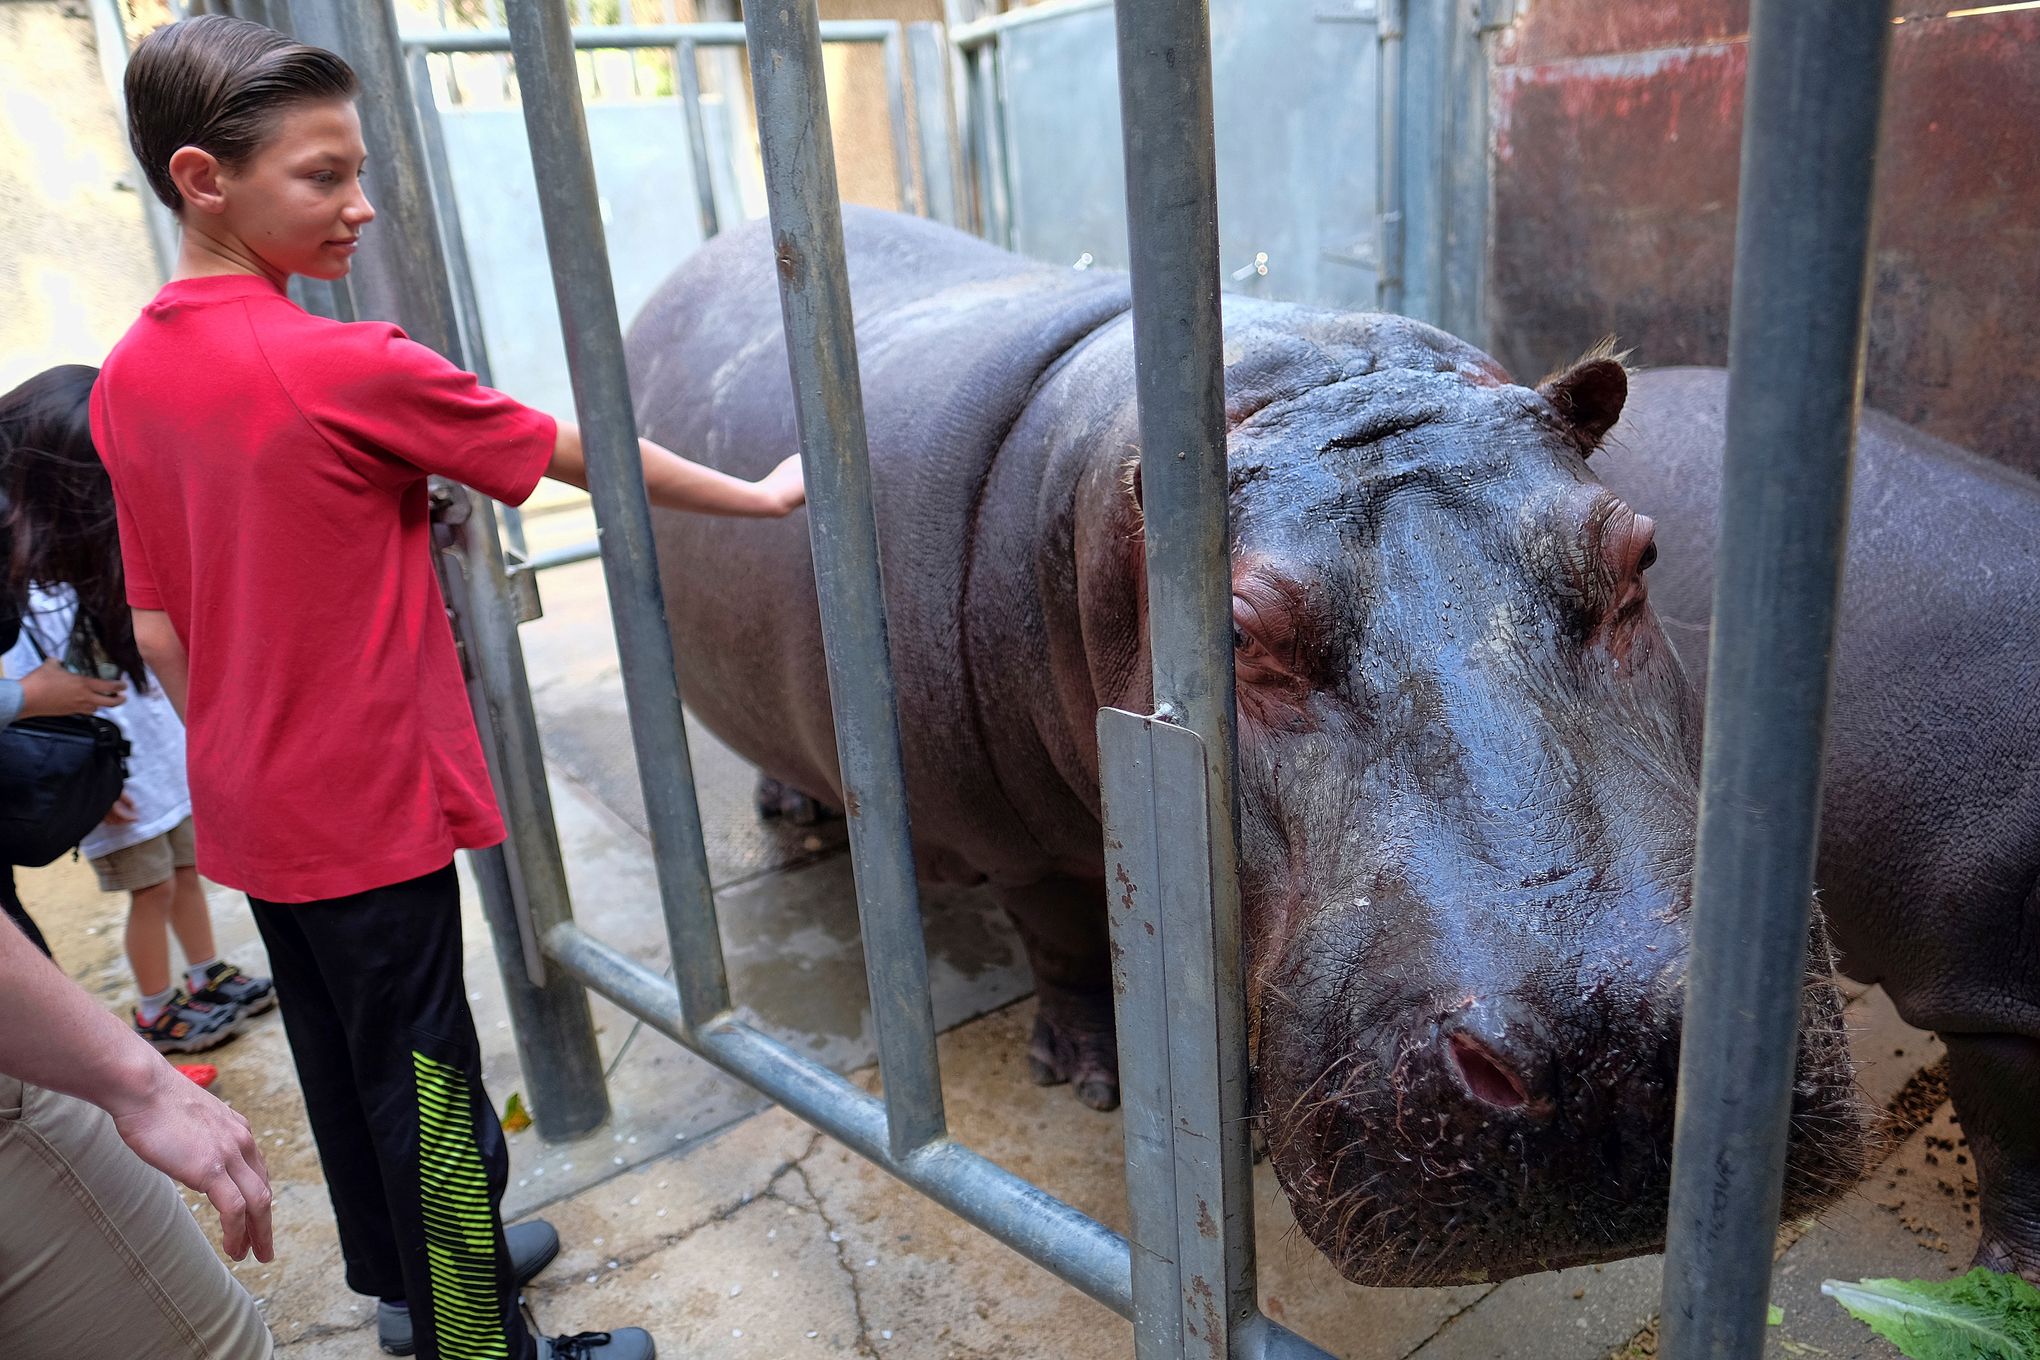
[1082,315,1866,1286]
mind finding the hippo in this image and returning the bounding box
[623,209,1866,1286]
[1596,370,2040,1281]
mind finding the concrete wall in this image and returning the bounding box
[1488,0,2040,477]
[0,0,163,394]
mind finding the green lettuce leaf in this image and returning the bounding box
[1821,1268,2040,1360]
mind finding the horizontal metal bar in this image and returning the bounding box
[506,538,603,576]
[541,922,1131,1315]
[950,0,1112,49]
[405,19,896,53]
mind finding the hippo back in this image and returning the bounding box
[624,208,1131,883]
[1601,367,2040,1032]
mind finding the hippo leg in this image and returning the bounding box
[1944,1033,2040,1281]
[753,774,834,826]
[997,878,1119,1112]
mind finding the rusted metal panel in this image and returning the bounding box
[1497,0,1747,67]
[1488,9,2040,478]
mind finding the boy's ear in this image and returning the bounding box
[168,145,228,216]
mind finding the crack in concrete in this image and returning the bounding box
[1400,1283,1503,1357]
[784,1130,882,1359]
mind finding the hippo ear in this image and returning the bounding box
[1119,454,1144,517]
[1538,344,1630,453]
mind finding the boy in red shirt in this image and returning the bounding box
[96,17,803,1360]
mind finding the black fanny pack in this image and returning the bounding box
[0,624,130,867]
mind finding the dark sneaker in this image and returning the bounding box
[133,992,239,1054]
[189,960,276,1016]
[376,1219,563,1355]
[541,1332,655,1360]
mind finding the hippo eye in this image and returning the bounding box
[1637,539,1658,573]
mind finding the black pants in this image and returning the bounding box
[250,863,532,1360]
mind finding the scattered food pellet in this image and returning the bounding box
[519,1179,528,1187]
[594,1237,604,1245]
[563,1162,574,1171]
[628,1136,638,1144]
[470,991,482,1001]
[1572,1289,1586,1300]
[730,1284,742,1297]
[828,1232,841,1243]
[614,1133,624,1143]
[586,1275,598,1285]
[657,1209,668,1218]
[771,1270,780,1279]
[608,1260,619,1270]
[658,1181,669,1189]
[865,1258,877,1267]
[613,1156,625,1165]
[732,1329,743,1339]
[767,1229,777,1240]
[882,1331,892,1341]
[629,1196,640,1206]
[806,1331,819,1340]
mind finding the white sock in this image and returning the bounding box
[186,956,221,992]
[137,987,176,1026]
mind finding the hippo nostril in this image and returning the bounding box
[1449,1033,1531,1110]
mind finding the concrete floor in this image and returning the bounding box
[13,504,1979,1359]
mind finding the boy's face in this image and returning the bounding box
[208,98,375,281]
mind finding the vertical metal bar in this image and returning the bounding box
[907,23,961,227]
[408,49,498,390]
[1657,3,1893,1358]
[502,0,733,1029]
[968,42,1012,246]
[740,0,948,1160]
[881,25,917,214]
[674,39,722,240]
[1112,0,1255,1352]
[1375,0,1405,314]
[289,0,610,1140]
[85,0,178,282]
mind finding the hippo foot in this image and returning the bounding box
[1974,1235,2040,1285]
[1027,998,1119,1111]
[754,774,834,826]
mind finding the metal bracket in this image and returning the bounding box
[1101,708,1244,1360]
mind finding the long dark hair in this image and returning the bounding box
[0,365,149,686]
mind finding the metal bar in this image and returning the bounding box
[408,49,498,389]
[950,0,1112,49]
[507,537,603,576]
[85,0,179,282]
[907,22,962,228]
[435,497,609,1140]
[1656,3,1893,1358]
[741,0,948,1162]
[289,0,611,1140]
[967,42,1013,247]
[406,19,898,52]
[882,25,917,215]
[1111,0,1257,1354]
[542,921,1130,1312]
[1375,0,1406,314]
[502,0,732,1030]
[674,40,722,241]
[1101,710,1192,1360]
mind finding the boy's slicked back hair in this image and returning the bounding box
[125,14,358,213]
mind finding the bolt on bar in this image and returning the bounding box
[740,0,948,1162]
[288,0,610,1139]
[502,0,731,1032]
[672,39,721,241]
[1657,2,1893,1358]
[1111,0,1258,1350]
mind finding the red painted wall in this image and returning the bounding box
[1489,2,2040,477]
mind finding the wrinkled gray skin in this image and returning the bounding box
[1599,369,2040,1281]
[624,210,1865,1287]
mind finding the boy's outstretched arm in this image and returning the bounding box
[133,609,190,720]
[546,423,805,518]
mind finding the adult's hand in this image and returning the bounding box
[105,1062,275,1263]
[17,659,125,717]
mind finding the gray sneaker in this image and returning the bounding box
[375,1219,563,1355]
[540,1331,655,1360]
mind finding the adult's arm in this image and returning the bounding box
[545,423,805,518]
[133,609,189,720]
[0,915,273,1261]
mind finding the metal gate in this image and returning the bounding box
[270,1,1889,1356]
[949,0,1508,342]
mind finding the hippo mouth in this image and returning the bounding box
[1257,961,1867,1288]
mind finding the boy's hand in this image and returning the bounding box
[106,792,139,826]
[18,659,125,717]
[106,1060,275,1263]
[756,453,807,516]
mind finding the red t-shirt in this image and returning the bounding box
[91,274,555,902]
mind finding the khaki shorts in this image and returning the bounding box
[0,1074,274,1357]
[91,816,198,893]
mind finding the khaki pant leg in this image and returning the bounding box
[0,1073,274,1359]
